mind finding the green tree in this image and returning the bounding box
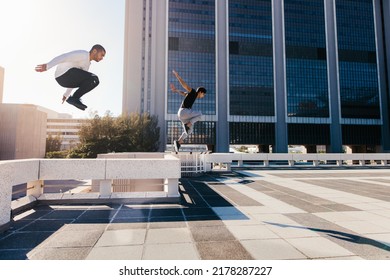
[46,133,63,153]
[68,112,160,158]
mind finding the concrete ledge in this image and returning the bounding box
[39,159,106,180]
[0,155,182,231]
[105,157,180,179]
[200,153,390,169]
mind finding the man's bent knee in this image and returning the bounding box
[92,75,100,86]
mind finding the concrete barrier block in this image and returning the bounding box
[317,153,342,161]
[98,153,135,159]
[363,153,390,160]
[11,160,39,185]
[205,153,233,163]
[39,159,106,180]
[134,153,165,158]
[241,153,268,161]
[268,153,293,160]
[292,154,318,161]
[105,158,180,179]
[341,154,362,160]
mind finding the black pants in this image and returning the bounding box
[56,68,99,99]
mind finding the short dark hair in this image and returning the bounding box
[196,87,207,94]
[90,44,106,53]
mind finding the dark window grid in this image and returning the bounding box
[168,22,215,34]
[342,124,381,145]
[230,76,273,88]
[229,24,272,33]
[229,122,275,145]
[336,0,377,51]
[339,72,380,118]
[288,124,330,145]
[166,120,216,145]
[338,62,379,87]
[230,67,273,81]
[286,59,329,117]
[169,8,215,17]
[229,1,272,12]
[229,86,275,117]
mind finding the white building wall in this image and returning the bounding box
[0,104,46,160]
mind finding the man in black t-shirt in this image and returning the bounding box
[170,70,206,152]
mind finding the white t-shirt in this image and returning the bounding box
[46,50,91,78]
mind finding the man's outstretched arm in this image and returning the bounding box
[170,83,186,96]
[172,70,192,92]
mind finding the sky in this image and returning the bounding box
[0,0,125,118]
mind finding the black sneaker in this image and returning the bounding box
[173,140,181,152]
[66,96,86,110]
[79,98,88,109]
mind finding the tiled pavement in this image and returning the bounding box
[1,168,390,260]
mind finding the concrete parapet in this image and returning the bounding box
[0,159,39,228]
[201,153,390,169]
[0,155,181,231]
[39,159,106,180]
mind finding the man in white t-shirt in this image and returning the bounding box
[35,44,106,110]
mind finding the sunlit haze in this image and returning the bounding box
[0,0,125,118]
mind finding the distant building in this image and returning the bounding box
[37,106,87,150]
[46,117,88,150]
[0,104,46,160]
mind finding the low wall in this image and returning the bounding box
[201,153,390,171]
[0,155,181,231]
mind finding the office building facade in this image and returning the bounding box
[123,0,390,153]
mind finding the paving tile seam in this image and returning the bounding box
[181,177,257,260]
[265,171,390,179]
[244,180,353,212]
[3,170,390,260]
[285,213,390,259]
[219,174,390,258]
[265,178,387,209]
[298,179,390,203]
[216,178,329,214]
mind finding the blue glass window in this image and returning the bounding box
[167,0,216,144]
[285,0,329,118]
[229,0,274,116]
[336,0,380,119]
[167,0,216,116]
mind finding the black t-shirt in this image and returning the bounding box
[181,88,198,109]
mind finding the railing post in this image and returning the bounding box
[99,180,112,197]
[164,178,179,196]
[0,180,12,231]
[26,180,43,198]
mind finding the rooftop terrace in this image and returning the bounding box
[1,168,390,260]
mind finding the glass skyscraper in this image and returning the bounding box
[123,0,390,153]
